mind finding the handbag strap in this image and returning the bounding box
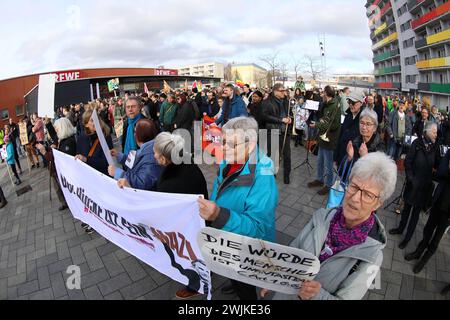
[343,159,354,185]
[88,139,99,158]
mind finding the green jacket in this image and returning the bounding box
[0,130,4,145]
[159,102,178,127]
[316,97,342,150]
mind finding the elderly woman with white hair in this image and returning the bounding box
[153,131,209,300]
[390,121,440,250]
[261,152,397,300]
[198,116,278,300]
[346,108,385,164]
[36,117,77,211]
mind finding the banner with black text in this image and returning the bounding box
[53,149,211,298]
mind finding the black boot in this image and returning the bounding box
[0,187,7,209]
[413,250,434,274]
[398,239,409,249]
[405,241,427,261]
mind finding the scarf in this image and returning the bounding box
[124,114,142,156]
[319,208,375,263]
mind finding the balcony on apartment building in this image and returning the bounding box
[374,82,402,90]
[418,82,450,93]
[369,1,392,28]
[371,16,396,39]
[411,1,450,29]
[415,28,450,49]
[372,32,399,50]
[373,48,401,63]
[375,65,402,76]
[408,0,428,13]
[416,56,450,69]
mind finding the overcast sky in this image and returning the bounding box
[0,0,373,80]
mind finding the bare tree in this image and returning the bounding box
[303,55,322,82]
[224,63,233,81]
[259,52,280,86]
[290,56,303,81]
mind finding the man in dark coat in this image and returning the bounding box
[260,83,293,184]
[334,92,363,167]
[390,122,440,249]
[405,149,450,273]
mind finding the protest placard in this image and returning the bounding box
[91,110,114,165]
[19,122,28,145]
[38,74,56,118]
[305,100,320,111]
[114,119,124,138]
[198,227,320,294]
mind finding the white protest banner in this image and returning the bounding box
[91,110,114,165]
[38,74,56,118]
[198,227,320,295]
[304,100,320,111]
[53,149,212,298]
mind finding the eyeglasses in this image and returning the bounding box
[347,183,380,204]
[222,139,248,149]
[359,121,375,128]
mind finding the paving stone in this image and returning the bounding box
[56,241,71,260]
[17,280,39,296]
[50,272,68,299]
[275,215,294,232]
[48,258,73,275]
[36,252,59,268]
[83,285,104,300]
[104,291,124,300]
[98,273,132,296]
[84,249,104,272]
[120,256,147,282]
[29,287,54,300]
[8,273,27,287]
[37,266,51,290]
[400,274,414,300]
[384,283,401,300]
[80,268,111,289]
[120,278,158,300]
[413,289,435,300]
[69,245,86,265]
[102,252,125,277]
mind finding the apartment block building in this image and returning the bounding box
[366,0,450,108]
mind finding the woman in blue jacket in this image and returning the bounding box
[198,117,278,300]
[108,119,162,191]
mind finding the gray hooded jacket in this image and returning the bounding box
[273,208,386,300]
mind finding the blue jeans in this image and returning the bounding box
[317,147,334,188]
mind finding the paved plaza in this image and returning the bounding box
[0,142,449,300]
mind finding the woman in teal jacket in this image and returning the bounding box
[198,116,278,300]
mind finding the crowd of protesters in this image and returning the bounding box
[1,79,449,300]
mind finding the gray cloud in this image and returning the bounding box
[1,0,373,79]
